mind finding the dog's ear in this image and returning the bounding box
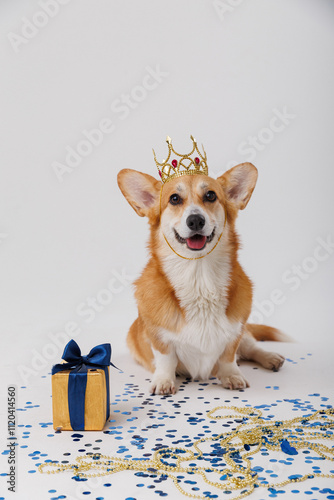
[117,169,161,217]
[217,163,258,210]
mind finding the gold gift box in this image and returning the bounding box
[52,367,109,431]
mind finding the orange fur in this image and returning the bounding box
[246,324,291,342]
[118,162,286,392]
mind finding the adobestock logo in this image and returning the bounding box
[75,269,136,323]
[110,65,168,120]
[52,118,115,182]
[17,268,135,385]
[249,235,334,324]
[212,106,296,178]
[7,0,72,53]
[237,107,296,162]
[213,0,245,22]
[52,64,169,182]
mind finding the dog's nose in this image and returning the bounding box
[186,214,205,232]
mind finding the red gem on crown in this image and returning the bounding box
[171,159,178,168]
[194,157,200,165]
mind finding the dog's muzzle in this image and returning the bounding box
[174,228,216,251]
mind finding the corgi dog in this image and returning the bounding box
[117,142,285,395]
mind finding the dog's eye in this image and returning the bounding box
[169,194,182,205]
[205,191,217,202]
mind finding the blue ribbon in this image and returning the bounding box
[52,339,116,430]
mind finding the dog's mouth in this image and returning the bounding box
[174,228,215,251]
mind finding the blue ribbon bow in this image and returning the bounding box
[52,339,116,430]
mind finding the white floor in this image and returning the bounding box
[1,340,334,500]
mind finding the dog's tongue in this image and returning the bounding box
[186,234,206,250]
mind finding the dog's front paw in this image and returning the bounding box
[220,373,249,390]
[218,363,249,390]
[151,375,176,395]
[259,351,285,372]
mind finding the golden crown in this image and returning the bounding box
[153,135,208,184]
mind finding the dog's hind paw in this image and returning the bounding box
[257,351,285,372]
[151,376,176,395]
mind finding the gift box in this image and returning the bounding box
[51,340,116,431]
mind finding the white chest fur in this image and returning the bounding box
[160,243,241,380]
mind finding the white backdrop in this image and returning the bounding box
[1,0,334,383]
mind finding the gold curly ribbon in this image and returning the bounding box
[39,405,334,499]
